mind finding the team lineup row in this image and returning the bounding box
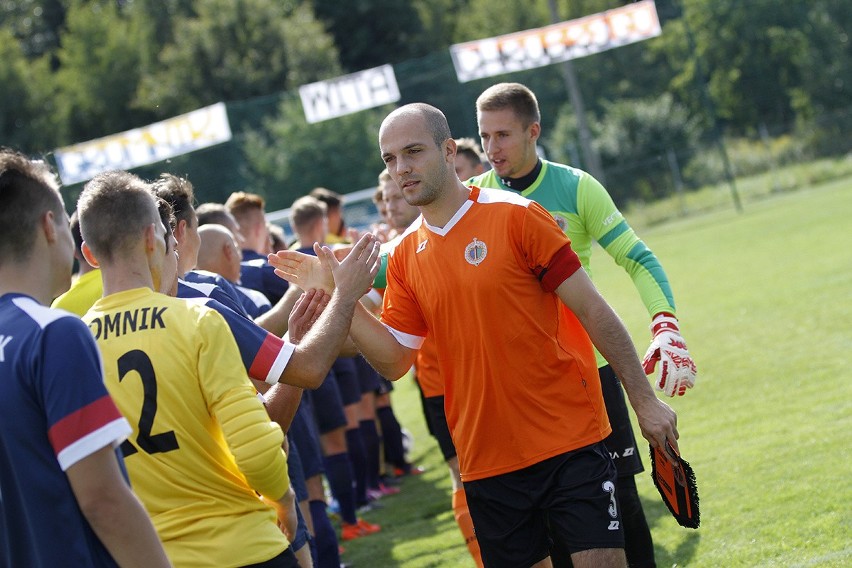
[0,82,696,568]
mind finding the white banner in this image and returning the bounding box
[450,0,661,83]
[54,102,232,185]
[300,64,401,124]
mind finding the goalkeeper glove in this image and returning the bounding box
[642,313,697,397]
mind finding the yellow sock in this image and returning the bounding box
[452,488,484,567]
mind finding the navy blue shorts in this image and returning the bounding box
[310,371,347,434]
[288,396,324,478]
[242,546,299,568]
[376,377,394,395]
[598,365,643,476]
[463,442,624,567]
[332,357,361,406]
[423,395,456,461]
[354,355,383,395]
[286,437,309,502]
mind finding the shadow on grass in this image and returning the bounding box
[341,459,464,567]
[643,489,701,566]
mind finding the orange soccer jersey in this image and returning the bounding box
[382,186,611,481]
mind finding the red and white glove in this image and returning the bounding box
[642,313,697,397]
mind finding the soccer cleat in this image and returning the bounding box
[341,518,382,541]
[357,518,381,534]
[394,465,425,477]
[378,482,401,496]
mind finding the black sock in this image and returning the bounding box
[377,405,407,470]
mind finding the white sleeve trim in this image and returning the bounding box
[56,418,133,471]
[381,323,425,350]
[265,341,296,385]
[364,288,383,306]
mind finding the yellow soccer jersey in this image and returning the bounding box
[51,268,103,316]
[83,287,290,567]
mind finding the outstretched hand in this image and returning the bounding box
[287,289,330,344]
[314,232,380,303]
[268,250,334,293]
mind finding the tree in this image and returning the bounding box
[137,0,340,118]
[546,94,702,204]
[52,0,156,144]
[0,27,56,153]
[651,0,835,133]
[0,0,66,58]
[242,96,387,210]
[311,0,430,72]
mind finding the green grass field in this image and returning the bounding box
[342,175,852,567]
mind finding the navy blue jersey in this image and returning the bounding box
[0,294,131,567]
[235,284,272,318]
[181,296,294,385]
[181,270,251,318]
[240,250,289,304]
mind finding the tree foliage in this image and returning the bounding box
[137,0,339,118]
[242,97,388,210]
[546,94,701,204]
[0,0,848,207]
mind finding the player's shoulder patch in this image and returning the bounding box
[13,296,74,329]
[179,278,218,297]
[475,186,532,208]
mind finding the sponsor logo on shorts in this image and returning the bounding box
[603,480,618,522]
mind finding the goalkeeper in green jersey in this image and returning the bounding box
[469,82,698,568]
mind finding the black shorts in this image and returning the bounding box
[332,357,362,406]
[423,395,457,461]
[463,442,624,568]
[598,365,644,476]
[310,372,347,434]
[353,354,383,395]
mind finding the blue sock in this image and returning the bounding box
[360,419,381,490]
[309,499,341,568]
[346,427,368,506]
[323,452,358,524]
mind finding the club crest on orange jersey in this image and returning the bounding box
[464,237,487,266]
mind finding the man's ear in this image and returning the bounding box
[41,210,58,243]
[444,138,457,163]
[81,241,100,268]
[175,219,188,242]
[143,223,156,253]
[529,121,541,143]
[223,240,235,262]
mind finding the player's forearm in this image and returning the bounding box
[264,383,303,433]
[580,298,658,407]
[350,303,415,379]
[556,271,656,407]
[69,448,172,568]
[283,290,359,388]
